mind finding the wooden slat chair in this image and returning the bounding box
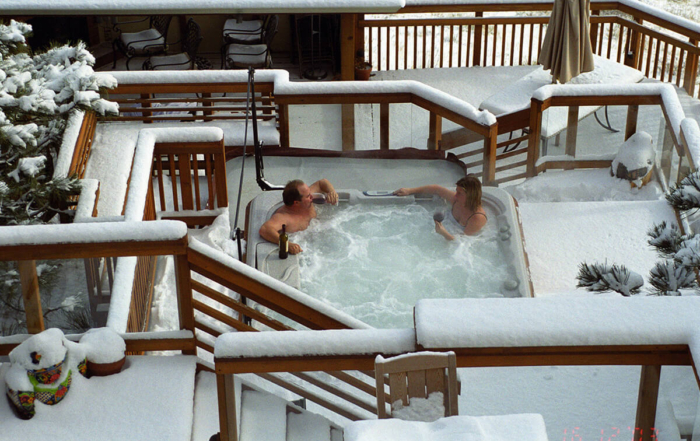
[374,351,459,420]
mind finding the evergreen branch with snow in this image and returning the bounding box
[649,260,697,296]
[647,221,684,257]
[666,172,700,213]
[576,262,644,296]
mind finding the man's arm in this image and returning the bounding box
[309,178,338,205]
[259,216,303,254]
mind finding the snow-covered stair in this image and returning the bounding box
[239,388,343,441]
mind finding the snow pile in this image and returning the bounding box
[611,132,655,187]
[345,414,548,441]
[79,328,126,364]
[391,392,445,422]
[505,169,663,202]
[240,390,287,441]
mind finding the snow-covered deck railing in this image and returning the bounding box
[0,330,195,356]
[526,83,695,179]
[0,220,188,261]
[681,118,700,172]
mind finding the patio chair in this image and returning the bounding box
[143,19,202,71]
[112,15,172,70]
[374,351,459,421]
[223,15,279,70]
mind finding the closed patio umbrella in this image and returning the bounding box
[539,0,595,83]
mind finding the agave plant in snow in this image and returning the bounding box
[0,19,118,225]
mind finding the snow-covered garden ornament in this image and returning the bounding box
[610,132,655,188]
[5,328,87,419]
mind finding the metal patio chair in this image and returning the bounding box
[375,351,459,421]
[112,15,172,70]
[223,15,279,70]
[143,18,202,71]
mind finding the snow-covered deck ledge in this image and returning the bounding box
[414,297,700,367]
[105,69,497,131]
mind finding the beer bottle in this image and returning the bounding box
[279,224,289,259]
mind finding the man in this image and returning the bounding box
[259,179,338,254]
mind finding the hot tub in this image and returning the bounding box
[246,188,532,327]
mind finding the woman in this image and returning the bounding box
[394,176,487,240]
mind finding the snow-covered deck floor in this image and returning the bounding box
[0,355,197,441]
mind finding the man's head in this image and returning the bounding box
[455,176,482,211]
[283,180,313,208]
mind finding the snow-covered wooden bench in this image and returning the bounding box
[479,56,645,154]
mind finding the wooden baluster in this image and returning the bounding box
[141,93,153,124]
[653,40,662,79]
[466,24,472,67]
[192,154,201,211]
[660,42,669,82]
[431,25,436,68]
[606,22,614,59]
[204,154,214,209]
[414,25,418,69]
[342,105,355,151]
[676,49,685,87]
[449,25,454,67]
[458,25,464,67]
[538,23,544,61]
[629,17,644,69]
[380,103,390,150]
[510,24,516,66]
[625,104,639,141]
[590,11,600,53]
[214,139,228,209]
[616,24,625,63]
[378,27,382,71]
[668,45,677,83]
[168,153,179,211]
[386,26,391,71]
[634,365,661,441]
[598,22,605,56]
[645,37,654,77]
[483,24,489,66]
[501,24,507,66]
[683,39,698,97]
[528,23,534,64]
[178,152,194,210]
[472,12,483,66]
[155,155,167,211]
[422,25,427,69]
[440,25,445,68]
[369,27,374,68]
[395,26,399,70]
[202,92,213,122]
[491,24,497,66]
[518,24,525,65]
[404,26,409,69]
[18,261,44,334]
[427,112,442,150]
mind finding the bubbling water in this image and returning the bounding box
[294,202,512,328]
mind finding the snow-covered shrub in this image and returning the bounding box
[649,260,697,296]
[0,20,118,335]
[576,262,644,296]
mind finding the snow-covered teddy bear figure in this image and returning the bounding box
[5,328,126,419]
[611,131,655,188]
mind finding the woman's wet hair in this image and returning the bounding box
[456,176,482,211]
[283,180,305,206]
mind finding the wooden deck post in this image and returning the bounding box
[526,100,544,177]
[634,365,661,441]
[625,104,639,141]
[141,93,153,123]
[683,39,698,97]
[278,104,290,148]
[18,260,45,334]
[174,253,195,355]
[590,11,600,53]
[565,106,579,164]
[380,103,390,150]
[341,14,357,151]
[472,12,484,66]
[217,373,238,441]
[427,112,442,150]
[627,17,644,69]
[202,92,213,122]
[482,125,498,186]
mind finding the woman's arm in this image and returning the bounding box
[463,212,487,236]
[435,221,455,241]
[394,185,455,201]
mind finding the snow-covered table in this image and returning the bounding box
[345,414,548,441]
[479,56,645,153]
